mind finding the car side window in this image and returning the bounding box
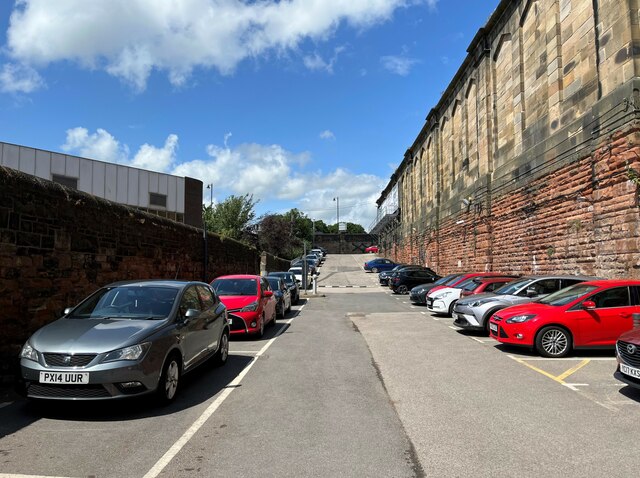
[562,279,583,288]
[521,279,561,296]
[196,286,215,310]
[179,286,202,316]
[589,287,630,308]
[485,283,500,292]
[261,278,270,295]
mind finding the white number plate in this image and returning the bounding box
[39,371,89,384]
[620,363,640,379]
[489,323,498,333]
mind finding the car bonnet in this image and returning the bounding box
[29,316,167,354]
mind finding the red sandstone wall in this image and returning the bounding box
[390,124,640,278]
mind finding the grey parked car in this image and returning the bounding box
[19,280,229,402]
[452,275,598,334]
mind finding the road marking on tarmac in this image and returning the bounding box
[0,475,75,478]
[507,355,591,387]
[143,308,299,478]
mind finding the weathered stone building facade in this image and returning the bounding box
[371,0,640,278]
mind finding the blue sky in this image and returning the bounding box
[0,0,496,229]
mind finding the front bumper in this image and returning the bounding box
[228,311,261,335]
[488,320,535,346]
[614,366,640,390]
[452,304,482,329]
[21,356,160,400]
[410,291,426,304]
[427,298,449,314]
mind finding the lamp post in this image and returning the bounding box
[206,183,213,207]
[333,197,340,254]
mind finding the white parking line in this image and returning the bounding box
[143,307,298,478]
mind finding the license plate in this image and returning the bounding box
[489,323,498,333]
[39,371,89,384]
[620,363,640,379]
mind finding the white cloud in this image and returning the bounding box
[6,0,424,91]
[62,127,129,163]
[319,130,335,140]
[380,54,419,76]
[62,127,177,173]
[303,46,345,74]
[173,138,385,227]
[60,127,384,227]
[0,62,44,93]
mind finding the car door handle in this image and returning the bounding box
[620,313,631,318]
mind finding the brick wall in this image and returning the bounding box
[390,121,640,278]
[0,167,288,382]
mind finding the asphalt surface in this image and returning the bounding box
[1,253,639,477]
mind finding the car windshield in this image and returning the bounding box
[434,274,460,286]
[460,278,481,291]
[494,278,535,295]
[443,274,464,286]
[212,278,257,296]
[538,284,599,306]
[267,278,282,290]
[70,286,178,319]
[269,273,294,285]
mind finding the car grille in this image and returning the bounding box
[27,383,111,399]
[617,341,640,367]
[43,353,96,367]
[426,297,434,307]
[228,313,248,332]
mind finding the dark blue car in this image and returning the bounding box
[363,258,397,273]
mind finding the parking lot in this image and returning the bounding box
[1,253,640,477]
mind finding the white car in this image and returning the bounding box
[426,286,463,316]
[289,267,309,288]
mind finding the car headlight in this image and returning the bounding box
[506,314,536,324]
[103,342,151,363]
[240,301,259,312]
[20,342,39,362]
[470,299,493,307]
[437,292,452,299]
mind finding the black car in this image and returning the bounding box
[389,269,439,294]
[409,274,464,304]
[378,264,408,285]
[383,265,438,286]
[268,271,300,304]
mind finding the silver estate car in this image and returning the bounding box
[452,275,598,333]
[20,280,229,402]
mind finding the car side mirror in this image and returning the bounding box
[526,288,538,297]
[582,300,596,310]
[264,290,273,298]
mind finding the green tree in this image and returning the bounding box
[203,194,258,240]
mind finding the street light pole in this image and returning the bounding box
[333,196,340,254]
[206,183,213,207]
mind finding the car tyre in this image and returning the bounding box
[535,326,572,358]
[397,285,408,294]
[448,300,457,317]
[212,331,229,367]
[371,267,379,273]
[156,353,181,404]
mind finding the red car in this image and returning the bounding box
[489,280,640,357]
[211,275,276,338]
[460,276,517,297]
[365,245,379,253]
[615,326,640,389]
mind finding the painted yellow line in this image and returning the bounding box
[556,359,590,381]
[510,356,562,383]
[508,356,591,385]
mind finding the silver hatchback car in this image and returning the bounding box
[452,275,598,333]
[20,280,229,402]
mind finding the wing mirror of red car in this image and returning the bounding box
[582,300,596,310]
[263,290,273,298]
